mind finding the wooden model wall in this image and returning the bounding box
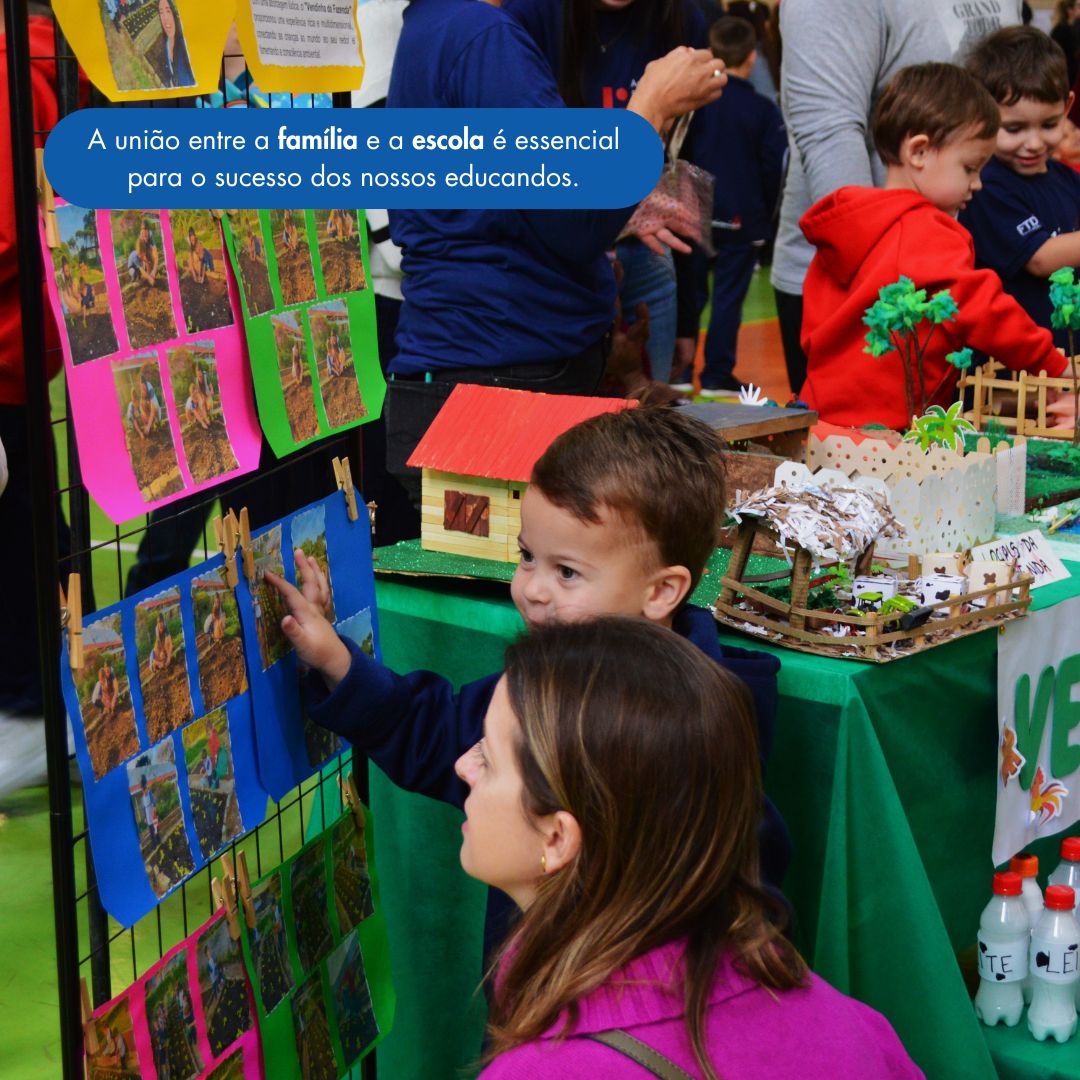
[420,469,525,561]
[961,361,1077,440]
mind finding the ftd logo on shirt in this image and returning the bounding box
[1016,215,1041,237]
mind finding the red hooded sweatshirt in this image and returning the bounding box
[799,187,1065,431]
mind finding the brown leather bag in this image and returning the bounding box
[586,1030,699,1079]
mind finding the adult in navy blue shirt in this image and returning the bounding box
[384,0,725,524]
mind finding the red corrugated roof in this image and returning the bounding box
[407,385,633,482]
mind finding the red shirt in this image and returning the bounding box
[799,186,1065,431]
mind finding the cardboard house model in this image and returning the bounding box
[407,385,632,561]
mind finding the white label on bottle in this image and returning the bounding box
[977,932,1029,983]
[1030,936,1080,983]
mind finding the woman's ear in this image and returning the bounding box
[642,564,693,623]
[541,810,582,876]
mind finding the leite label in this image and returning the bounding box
[977,931,1029,983]
[1030,936,1080,984]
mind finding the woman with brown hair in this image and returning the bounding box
[456,618,921,1078]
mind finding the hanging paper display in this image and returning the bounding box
[232,0,365,94]
[239,804,393,1079]
[61,557,269,927]
[52,0,234,102]
[40,202,261,524]
[221,208,384,458]
[85,909,262,1080]
[233,490,379,800]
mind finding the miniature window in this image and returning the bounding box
[444,491,490,537]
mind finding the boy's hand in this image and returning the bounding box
[1046,387,1078,431]
[292,548,333,617]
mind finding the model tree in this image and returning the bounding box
[1049,267,1080,447]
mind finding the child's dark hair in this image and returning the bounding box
[710,16,757,69]
[873,62,1000,166]
[966,26,1070,107]
[530,406,726,593]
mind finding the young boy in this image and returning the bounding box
[961,27,1080,351]
[680,16,787,395]
[799,63,1070,432]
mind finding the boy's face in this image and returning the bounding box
[915,127,997,216]
[510,487,666,629]
[995,96,1070,176]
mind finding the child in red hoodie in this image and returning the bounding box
[799,62,1071,432]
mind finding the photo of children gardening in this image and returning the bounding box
[112,210,178,348]
[328,931,379,1066]
[290,841,334,975]
[172,209,233,333]
[112,354,184,501]
[204,1049,246,1080]
[51,203,118,364]
[86,997,141,1080]
[145,950,204,1080]
[134,585,194,742]
[127,739,196,898]
[74,613,139,780]
[168,342,239,484]
[290,504,336,622]
[331,814,373,937]
[308,301,366,429]
[291,973,336,1080]
[233,210,274,316]
[99,0,195,92]
[196,916,256,1060]
[250,525,291,671]
[312,210,366,296]
[191,570,248,710]
[182,707,242,860]
[251,872,293,1015]
[270,208,317,307]
[272,312,320,443]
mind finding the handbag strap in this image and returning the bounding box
[666,111,694,163]
[586,1030,698,1080]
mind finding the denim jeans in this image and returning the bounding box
[696,239,760,390]
[615,238,677,382]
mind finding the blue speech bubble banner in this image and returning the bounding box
[44,108,663,210]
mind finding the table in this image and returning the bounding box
[324,564,1080,1080]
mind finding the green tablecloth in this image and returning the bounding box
[312,566,1080,1080]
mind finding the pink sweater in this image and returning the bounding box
[479,942,923,1079]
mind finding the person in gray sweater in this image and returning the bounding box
[770,0,1022,395]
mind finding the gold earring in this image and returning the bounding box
[540,852,547,873]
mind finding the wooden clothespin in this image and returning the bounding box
[236,851,256,929]
[338,770,365,830]
[80,977,99,1055]
[366,499,378,536]
[333,456,359,523]
[65,572,84,670]
[211,875,240,939]
[238,507,255,583]
[214,511,239,588]
[36,148,59,249]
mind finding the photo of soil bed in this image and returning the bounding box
[269,209,317,306]
[251,872,294,1014]
[183,707,243,859]
[205,1049,246,1080]
[172,209,234,333]
[313,210,367,296]
[169,342,239,484]
[328,931,379,1066]
[75,613,139,780]
[86,996,142,1080]
[291,841,334,974]
[309,300,367,429]
[113,355,185,501]
[250,525,292,670]
[145,951,204,1080]
[197,916,256,1059]
[51,203,118,365]
[272,312,320,443]
[233,210,274,316]
[292,974,337,1080]
[128,740,197,898]
[134,585,194,743]
[112,210,178,348]
[191,571,248,709]
[303,709,342,770]
[331,815,373,936]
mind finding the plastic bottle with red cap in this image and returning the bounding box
[1010,853,1043,1004]
[1047,837,1080,906]
[974,871,1029,1026]
[1028,884,1080,1042]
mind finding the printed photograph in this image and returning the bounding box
[113,353,185,501]
[272,312,320,443]
[127,739,196,898]
[169,341,239,483]
[291,504,336,622]
[197,915,255,1060]
[205,1049,246,1080]
[145,950,204,1080]
[191,569,248,709]
[171,209,233,333]
[290,841,334,975]
[313,210,366,295]
[291,973,336,1080]
[86,996,141,1079]
[74,612,139,780]
[269,209,317,306]
[251,872,294,1015]
[337,608,374,659]
[112,210,178,348]
[308,301,366,430]
[51,203,118,364]
[134,585,194,743]
[250,525,292,671]
[182,708,243,860]
[233,210,274,316]
[327,931,379,1067]
[331,813,373,936]
[302,706,342,772]
[99,0,196,91]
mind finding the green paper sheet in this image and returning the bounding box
[223,209,385,458]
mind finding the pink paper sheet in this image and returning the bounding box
[41,204,262,525]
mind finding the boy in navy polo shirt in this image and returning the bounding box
[961,27,1080,349]
[680,17,786,394]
